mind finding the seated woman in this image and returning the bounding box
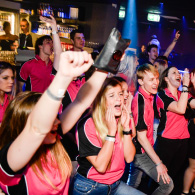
[0,51,107,195]
[0,62,15,125]
[70,78,145,195]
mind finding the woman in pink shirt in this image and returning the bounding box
[71,78,144,195]
[0,51,105,195]
[156,66,195,195]
[0,61,15,125]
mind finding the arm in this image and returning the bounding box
[189,72,195,109]
[121,105,136,163]
[86,107,117,173]
[167,69,190,114]
[163,31,180,58]
[40,16,62,71]
[60,69,107,134]
[7,51,92,172]
[137,130,170,183]
[126,92,136,138]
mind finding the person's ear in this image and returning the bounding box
[38,44,43,50]
[138,78,144,86]
[71,39,74,45]
[164,77,169,82]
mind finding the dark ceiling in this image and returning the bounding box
[7,0,195,30]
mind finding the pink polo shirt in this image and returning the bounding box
[19,55,53,93]
[132,87,154,154]
[0,143,70,195]
[0,94,9,124]
[156,88,192,139]
[76,115,125,185]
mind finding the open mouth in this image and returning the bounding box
[176,78,181,82]
[114,104,121,111]
[50,130,57,135]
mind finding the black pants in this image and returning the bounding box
[156,137,189,194]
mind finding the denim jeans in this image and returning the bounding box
[130,153,174,195]
[70,173,145,195]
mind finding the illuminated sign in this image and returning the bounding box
[147,13,160,22]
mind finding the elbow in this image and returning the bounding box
[125,147,136,163]
[125,155,135,163]
[177,109,186,115]
[95,165,107,174]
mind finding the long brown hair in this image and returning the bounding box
[0,91,72,189]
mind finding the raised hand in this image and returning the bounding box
[121,105,130,131]
[58,51,93,79]
[174,31,180,41]
[191,72,195,89]
[39,15,57,31]
[182,68,190,87]
[125,92,133,113]
[105,107,117,136]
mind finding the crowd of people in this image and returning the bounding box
[0,15,195,195]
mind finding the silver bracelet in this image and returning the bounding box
[105,136,115,142]
[46,88,64,101]
[52,30,58,35]
[156,160,162,167]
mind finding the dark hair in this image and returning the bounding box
[3,21,10,31]
[156,55,168,63]
[147,44,158,53]
[159,66,176,90]
[35,35,52,55]
[114,76,126,83]
[0,61,15,75]
[70,29,84,40]
[21,18,29,27]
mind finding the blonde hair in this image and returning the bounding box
[92,78,124,143]
[137,63,159,80]
[0,91,72,190]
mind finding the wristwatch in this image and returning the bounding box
[123,129,132,135]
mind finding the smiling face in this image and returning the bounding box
[105,85,124,117]
[43,118,60,145]
[0,69,14,93]
[165,67,181,89]
[138,71,159,95]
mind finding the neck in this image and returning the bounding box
[140,86,152,96]
[73,47,82,52]
[149,58,154,64]
[39,53,50,65]
[23,31,29,35]
[167,85,178,97]
[0,91,5,103]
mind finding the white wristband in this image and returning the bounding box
[52,31,58,35]
[105,136,115,142]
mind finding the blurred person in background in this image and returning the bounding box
[0,61,15,125]
[118,49,139,95]
[0,22,18,51]
[70,29,85,51]
[19,19,33,49]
